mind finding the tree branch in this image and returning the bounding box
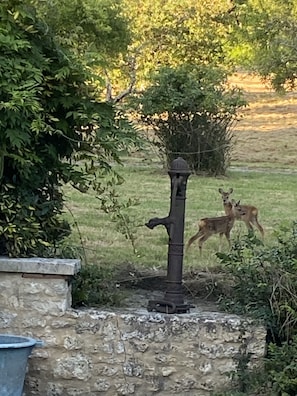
[105,55,137,104]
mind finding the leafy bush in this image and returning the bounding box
[72,264,123,308]
[218,223,297,343]
[137,65,245,175]
[0,1,139,257]
[0,183,71,257]
[216,335,297,396]
[216,222,297,395]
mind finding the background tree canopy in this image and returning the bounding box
[100,0,297,96]
[225,0,297,91]
[38,0,130,68]
[105,0,234,98]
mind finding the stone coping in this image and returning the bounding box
[0,257,81,276]
[76,306,264,328]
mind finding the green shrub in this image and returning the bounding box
[136,65,245,175]
[72,264,123,308]
[265,335,297,395]
[216,222,297,395]
[216,335,297,396]
[0,1,139,257]
[218,223,297,343]
[0,183,71,257]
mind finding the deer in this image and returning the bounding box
[186,199,245,255]
[218,188,264,239]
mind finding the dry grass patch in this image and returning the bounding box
[230,73,297,168]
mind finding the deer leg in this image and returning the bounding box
[186,230,203,251]
[251,217,265,239]
[198,234,209,255]
[244,220,254,233]
[218,233,224,252]
[224,230,231,249]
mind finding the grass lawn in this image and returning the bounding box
[64,157,296,272]
[63,73,297,275]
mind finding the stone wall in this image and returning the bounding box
[0,258,266,396]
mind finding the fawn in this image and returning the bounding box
[218,188,264,238]
[186,199,245,254]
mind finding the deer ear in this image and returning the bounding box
[237,200,241,205]
[229,188,233,194]
[218,188,223,193]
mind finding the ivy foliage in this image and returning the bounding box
[0,1,140,257]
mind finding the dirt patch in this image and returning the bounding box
[116,265,232,309]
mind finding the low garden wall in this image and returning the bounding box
[0,258,266,395]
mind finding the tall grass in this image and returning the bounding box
[63,154,297,272]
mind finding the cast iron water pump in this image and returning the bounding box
[145,157,192,314]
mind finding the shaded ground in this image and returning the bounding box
[117,265,232,311]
